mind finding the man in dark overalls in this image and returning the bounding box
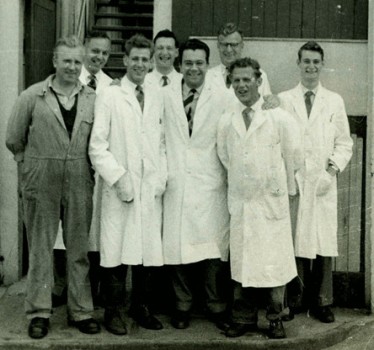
[6,36,100,339]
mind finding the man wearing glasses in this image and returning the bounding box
[207,22,271,98]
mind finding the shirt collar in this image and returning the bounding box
[124,74,144,91]
[300,82,320,96]
[240,96,263,114]
[47,74,83,96]
[182,80,204,97]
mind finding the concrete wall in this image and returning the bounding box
[0,0,24,285]
[201,38,367,116]
[154,0,172,36]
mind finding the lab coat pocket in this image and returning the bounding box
[316,170,333,196]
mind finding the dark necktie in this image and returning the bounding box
[225,67,231,88]
[161,75,169,86]
[136,85,144,111]
[87,75,97,91]
[183,89,197,135]
[305,91,314,117]
[242,107,253,130]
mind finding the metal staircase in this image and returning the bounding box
[92,0,154,78]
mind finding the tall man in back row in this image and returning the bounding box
[279,41,353,323]
[206,22,272,97]
[6,36,100,339]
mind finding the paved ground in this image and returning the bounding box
[1,279,373,350]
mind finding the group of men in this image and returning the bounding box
[5,22,353,341]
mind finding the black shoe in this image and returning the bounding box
[269,319,286,339]
[171,310,190,329]
[68,318,101,334]
[104,310,127,335]
[225,323,257,338]
[281,308,294,322]
[130,305,163,330]
[28,317,49,339]
[312,306,335,323]
[207,311,230,331]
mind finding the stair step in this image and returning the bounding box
[93,25,153,32]
[95,12,153,19]
[96,0,153,6]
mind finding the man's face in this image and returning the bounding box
[124,47,152,85]
[217,31,244,67]
[84,38,111,75]
[53,45,84,85]
[231,66,262,106]
[154,37,178,71]
[297,50,324,84]
[180,49,208,89]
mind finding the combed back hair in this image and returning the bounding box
[298,41,324,61]
[217,22,243,39]
[53,36,83,57]
[85,30,111,44]
[154,29,179,48]
[179,38,210,64]
[229,57,262,79]
[125,34,154,57]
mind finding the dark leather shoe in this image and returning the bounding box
[281,308,294,321]
[269,319,286,339]
[171,310,190,329]
[68,318,101,334]
[28,317,49,339]
[104,310,127,335]
[207,311,230,331]
[312,306,335,323]
[225,323,257,338]
[130,305,163,330]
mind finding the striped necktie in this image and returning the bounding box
[183,89,197,135]
[242,107,253,130]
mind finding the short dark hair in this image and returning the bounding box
[229,57,262,79]
[153,29,179,48]
[125,34,154,57]
[298,41,324,61]
[179,39,210,64]
[217,22,243,39]
[85,31,111,44]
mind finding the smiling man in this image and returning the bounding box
[217,57,299,339]
[279,41,353,324]
[6,36,100,339]
[206,23,271,99]
[162,38,230,331]
[145,29,182,87]
[89,34,167,335]
[80,31,112,94]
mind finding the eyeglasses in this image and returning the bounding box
[218,42,242,49]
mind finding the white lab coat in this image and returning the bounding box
[217,98,298,288]
[279,83,353,259]
[162,79,230,265]
[206,63,272,106]
[89,76,167,267]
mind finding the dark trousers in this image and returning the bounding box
[232,282,285,324]
[53,250,102,304]
[171,259,227,314]
[287,255,333,309]
[101,264,156,314]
